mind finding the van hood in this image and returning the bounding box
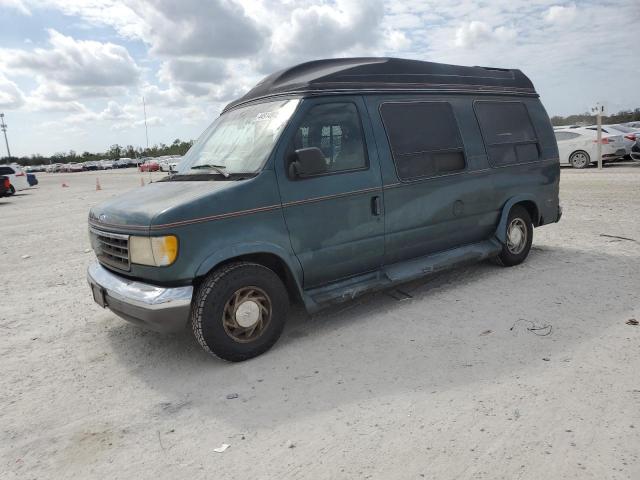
[89,180,238,232]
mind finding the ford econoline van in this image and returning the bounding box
[87,57,561,361]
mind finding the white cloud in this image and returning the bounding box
[100,100,133,121]
[454,21,516,48]
[111,115,164,131]
[544,4,577,24]
[0,0,30,15]
[269,0,386,63]
[161,59,228,84]
[29,82,128,104]
[158,58,230,97]
[7,29,140,88]
[0,73,26,109]
[129,0,265,58]
[141,84,188,108]
[32,0,145,39]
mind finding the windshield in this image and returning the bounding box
[178,99,299,175]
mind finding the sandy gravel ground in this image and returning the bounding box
[1,165,639,479]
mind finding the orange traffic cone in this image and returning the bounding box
[140,177,145,187]
[96,178,102,191]
[62,182,69,188]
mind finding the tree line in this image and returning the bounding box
[3,108,640,166]
[1,138,194,167]
[551,108,640,126]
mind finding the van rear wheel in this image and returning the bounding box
[496,205,533,267]
[191,262,289,362]
[569,150,590,169]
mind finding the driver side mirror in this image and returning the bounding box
[288,147,327,178]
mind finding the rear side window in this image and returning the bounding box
[380,101,466,180]
[0,167,14,175]
[554,131,581,141]
[475,101,539,167]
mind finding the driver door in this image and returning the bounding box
[276,97,385,289]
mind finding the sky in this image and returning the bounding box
[0,0,638,157]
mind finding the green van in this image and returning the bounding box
[87,57,561,361]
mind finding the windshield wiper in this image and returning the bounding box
[190,164,230,177]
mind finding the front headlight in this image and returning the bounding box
[130,235,178,266]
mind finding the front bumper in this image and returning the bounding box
[87,261,193,332]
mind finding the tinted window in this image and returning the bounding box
[0,167,14,175]
[291,102,366,174]
[475,101,539,166]
[380,102,465,180]
[554,131,580,141]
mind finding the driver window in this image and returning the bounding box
[291,102,367,174]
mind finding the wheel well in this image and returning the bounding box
[197,253,302,304]
[515,200,540,227]
[570,150,590,160]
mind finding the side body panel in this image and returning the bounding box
[483,96,560,227]
[273,96,385,288]
[366,93,500,265]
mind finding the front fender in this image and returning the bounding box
[495,195,539,243]
[194,241,304,292]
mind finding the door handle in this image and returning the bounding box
[371,195,382,216]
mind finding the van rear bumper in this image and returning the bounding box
[87,261,192,332]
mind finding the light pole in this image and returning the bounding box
[591,103,605,170]
[142,97,149,151]
[0,113,11,163]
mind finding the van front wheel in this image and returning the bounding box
[496,205,533,267]
[191,262,289,362]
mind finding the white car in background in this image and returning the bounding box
[0,164,30,193]
[554,127,626,168]
[584,125,635,157]
[161,156,183,172]
[66,162,84,172]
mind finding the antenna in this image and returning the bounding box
[142,97,149,150]
[0,113,11,163]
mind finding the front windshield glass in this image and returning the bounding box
[179,99,299,175]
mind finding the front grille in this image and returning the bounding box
[90,227,130,271]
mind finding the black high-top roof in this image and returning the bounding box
[224,57,537,112]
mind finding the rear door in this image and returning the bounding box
[275,97,385,288]
[369,96,498,265]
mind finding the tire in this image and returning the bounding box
[9,185,15,195]
[191,262,289,362]
[496,205,533,267]
[569,150,590,169]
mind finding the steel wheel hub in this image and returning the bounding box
[235,300,261,328]
[223,287,272,343]
[507,218,527,255]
